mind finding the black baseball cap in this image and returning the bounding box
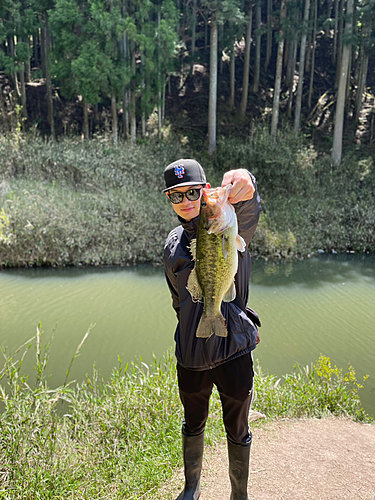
[163,159,206,192]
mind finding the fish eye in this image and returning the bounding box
[201,201,206,207]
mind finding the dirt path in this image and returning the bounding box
[158,417,375,500]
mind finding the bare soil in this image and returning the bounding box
[157,417,375,500]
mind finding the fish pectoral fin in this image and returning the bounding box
[187,267,203,302]
[223,281,236,302]
[189,239,197,260]
[222,234,230,259]
[236,234,246,252]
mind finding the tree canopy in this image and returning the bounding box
[0,0,374,159]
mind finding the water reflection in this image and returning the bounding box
[251,254,375,287]
[1,263,165,280]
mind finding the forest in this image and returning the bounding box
[1,0,375,267]
[0,0,374,164]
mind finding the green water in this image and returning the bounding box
[0,254,374,416]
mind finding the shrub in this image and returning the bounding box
[252,355,370,423]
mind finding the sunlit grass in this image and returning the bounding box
[0,326,372,499]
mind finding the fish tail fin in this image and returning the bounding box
[196,314,228,338]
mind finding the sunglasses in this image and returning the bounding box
[167,188,202,205]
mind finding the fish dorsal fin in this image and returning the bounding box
[189,238,197,260]
[223,281,236,302]
[236,234,246,252]
[187,267,203,302]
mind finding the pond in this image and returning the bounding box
[0,254,374,416]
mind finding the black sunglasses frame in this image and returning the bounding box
[167,188,202,205]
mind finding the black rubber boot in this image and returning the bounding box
[176,432,204,500]
[227,434,252,500]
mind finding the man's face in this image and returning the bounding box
[166,184,208,221]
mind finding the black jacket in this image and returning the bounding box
[164,174,261,370]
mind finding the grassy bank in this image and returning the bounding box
[1,129,375,267]
[211,131,375,257]
[0,135,180,267]
[0,329,372,499]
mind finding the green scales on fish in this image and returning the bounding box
[187,184,246,338]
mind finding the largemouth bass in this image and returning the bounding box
[187,184,246,338]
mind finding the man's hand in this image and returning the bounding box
[221,169,255,204]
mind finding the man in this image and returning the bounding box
[163,159,261,500]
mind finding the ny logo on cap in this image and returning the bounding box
[174,164,185,178]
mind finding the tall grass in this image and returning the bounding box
[210,129,375,256]
[0,135,183,266]
[0,133,299,267]
[0,327,372,499]
[1,128,375,267]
